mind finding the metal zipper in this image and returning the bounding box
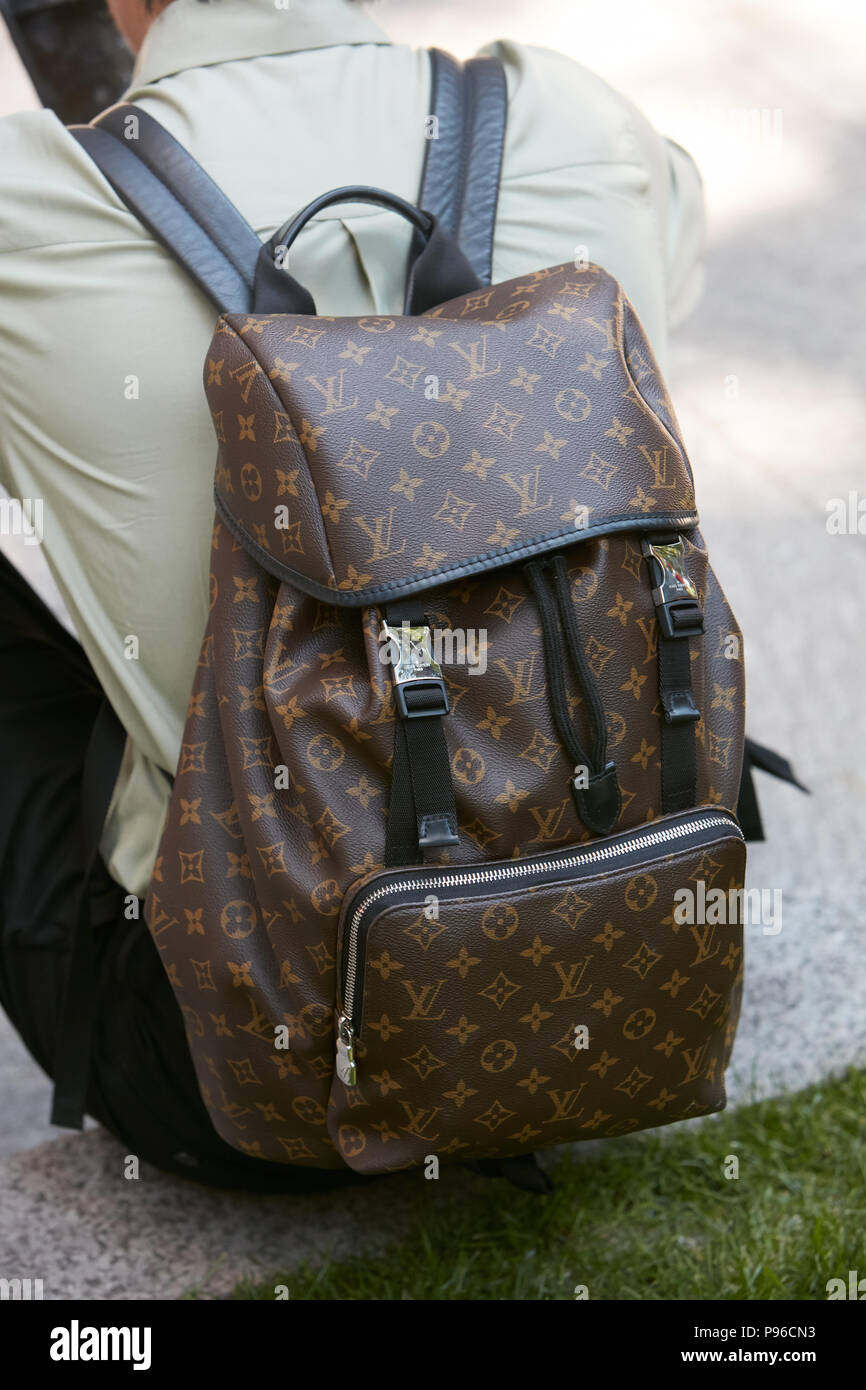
[335,810,742,1086]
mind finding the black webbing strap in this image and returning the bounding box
[658,635,699,813]
[386,719,460,867]
[736,736,809,841]
[382,602,459,867]
[415,49,507,286]
[51,698,127,1129]
[642,536,703,814]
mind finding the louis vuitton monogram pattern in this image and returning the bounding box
[329,826,747,1173]
[144,263,747,1169]
[208,263,697,604]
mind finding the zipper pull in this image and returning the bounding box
[336,1015,357,1087]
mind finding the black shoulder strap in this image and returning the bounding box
[69,48,507,314]
[417,49,507,286]
[70,109,262,314]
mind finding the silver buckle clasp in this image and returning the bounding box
[380,621,450,719]
[641,536,704,640]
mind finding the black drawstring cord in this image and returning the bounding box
[525,555,621,836]
[548,554,610,773]
[525,560,593,774]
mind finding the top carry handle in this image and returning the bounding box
[68,49,507,316]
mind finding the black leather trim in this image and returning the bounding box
[457,58,508,285]
[214,488,699,608]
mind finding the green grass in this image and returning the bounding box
[234,1068,866,1301]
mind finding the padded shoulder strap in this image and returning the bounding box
[419,50,508,286]
[70,107,263,314]
[416,51,466,246]
[458,57,508,284]
[70,49,507,314]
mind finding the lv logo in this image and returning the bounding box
[353,508,407,562]
[400,979,448,1021]
[238,995,274,1042]
[449,333,502,381]
[304,369,359,416]
[636,615,659,665]
[551,957,594,1001]
[500,464,554,516]
[529,800,572,842]
[399,1102,442,1140]
[494,651,547,705]
[544,1085,587,1124]
[147,896,178,940]
[584,316,617,351]
[688,921,721,968]
[680,1038,711,1085]
[639,443,675,489]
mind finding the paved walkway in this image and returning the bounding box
[1,0,864,1298]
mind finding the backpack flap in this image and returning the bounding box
[205,262,699,608]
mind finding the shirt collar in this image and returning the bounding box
[131,0,392,88]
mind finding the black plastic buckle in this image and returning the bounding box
[657,597,705,642]
[394,678,451,721]
[642,537,705,640]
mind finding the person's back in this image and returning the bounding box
[0,0,707,1188]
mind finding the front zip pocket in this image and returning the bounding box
[328,809,746,1174]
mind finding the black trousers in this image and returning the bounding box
[0,550,362,1192]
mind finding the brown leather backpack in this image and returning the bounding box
[73,52,747,1183]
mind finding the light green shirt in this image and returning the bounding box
[0,0,705,898]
